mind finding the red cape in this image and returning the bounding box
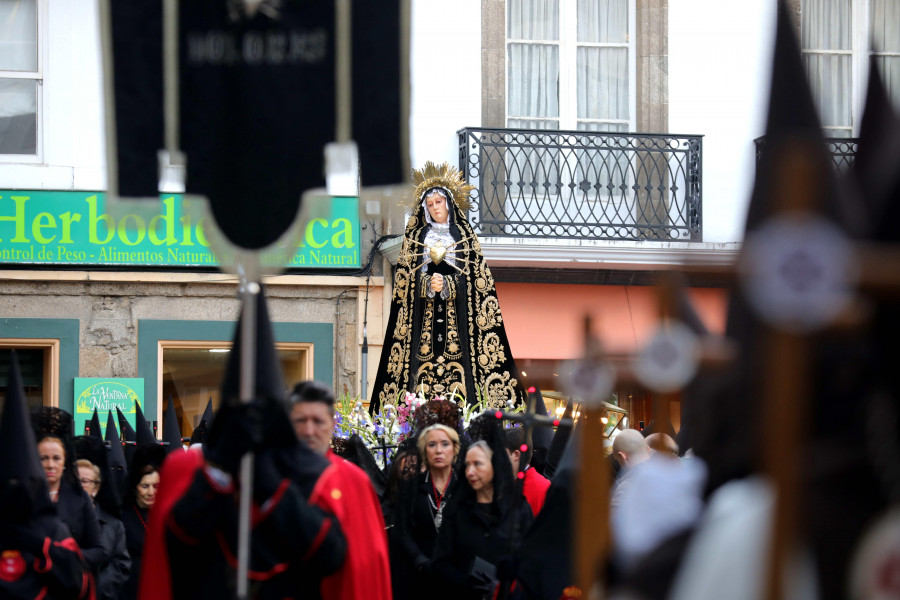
[523,466,551,516]
[313,451,391,600]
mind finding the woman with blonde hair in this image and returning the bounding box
[394,415,462,600]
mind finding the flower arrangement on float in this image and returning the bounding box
[333,388,527,468]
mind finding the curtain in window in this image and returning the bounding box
[507,0,559,129]
[572,0,630,206]
[871,0,900,108]
[576,0,629,129]
[0,0,38,154]
[507,0,560,204]
[801,0,853,136]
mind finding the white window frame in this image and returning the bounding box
[0,0,44,163]
[505,0,637,132]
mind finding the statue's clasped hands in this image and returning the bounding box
[431,273,444,293]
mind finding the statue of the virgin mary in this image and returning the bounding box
[371,162,526,411]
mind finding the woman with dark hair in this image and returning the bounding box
[431,416,533,600]
[32,408,105,573]
[120,443,164,600]
[370,162,526,410]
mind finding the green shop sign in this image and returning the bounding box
[0,191,361,268]
[73,378,145,438]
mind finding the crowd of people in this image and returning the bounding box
[4,353,662,600]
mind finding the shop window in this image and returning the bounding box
[159,341,312,440]
[0,340,59,409]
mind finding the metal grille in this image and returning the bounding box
[753,136,859,172]
[458,127,703,242]
[826,139,859,171]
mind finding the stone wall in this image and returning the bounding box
[0,274,371,398]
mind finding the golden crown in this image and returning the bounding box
[408,161,474,214]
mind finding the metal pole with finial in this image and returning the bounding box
[235,269,260,600]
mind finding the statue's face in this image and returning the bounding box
[425,191,449,224]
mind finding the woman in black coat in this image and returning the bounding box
[32,408,105,573]
[120,443,164,600]
[75,457,131,600]
[431,438,533,600]
[394,423,462,599]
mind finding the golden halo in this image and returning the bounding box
[407,161,474,214]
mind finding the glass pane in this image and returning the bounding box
[577,0,628,43]
[161,346,309,440]
[823,127,853,138]
[870,0,900,52]
[0,78,36,154]
[0,0,37,71]
[0,348,45,410]
[801,0,851,50]
[803,54,852,129]
[508,0,559,40]
[874,55,900,110]
[577,121,629,133]
[871,1,900,109]
[577,47,629,120]
[507,118,559,130]
[508,43,559,119]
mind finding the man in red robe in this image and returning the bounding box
[138,397,347,600]
[289,381,392,600]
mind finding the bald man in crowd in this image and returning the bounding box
[646,432,679,458]
[610,429,650,508]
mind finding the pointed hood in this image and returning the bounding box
[544,401,574,480]
[116,405,138,464]
[219,289,285,409]
[745,0,832,233]
[74,434,122,518]
[853,58,900,240]
[529,387,553,451]
[105,409,128,495]
[189,398,214,447]
[88,408,104,440]
[188,419,209,447]
[134,402,158,446]
[211,288,329,491]
[201,398,214,427]
[163,396,183,454]
[116,406,137,442]
[699,0,841,496]
[0,351,52,522]
[210,288,286,453]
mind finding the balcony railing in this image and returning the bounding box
[754,136,859,172]
[458,127,703,242]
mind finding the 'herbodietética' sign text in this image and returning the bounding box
[0,191,360,268]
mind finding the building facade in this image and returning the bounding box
[3,0,889,435]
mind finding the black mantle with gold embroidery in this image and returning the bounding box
[371,177,526,412]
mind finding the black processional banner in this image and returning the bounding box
[108,0,406,250]
[109,0,164,200]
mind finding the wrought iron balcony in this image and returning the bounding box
[458,127,703,242]
[753,136,859,172]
